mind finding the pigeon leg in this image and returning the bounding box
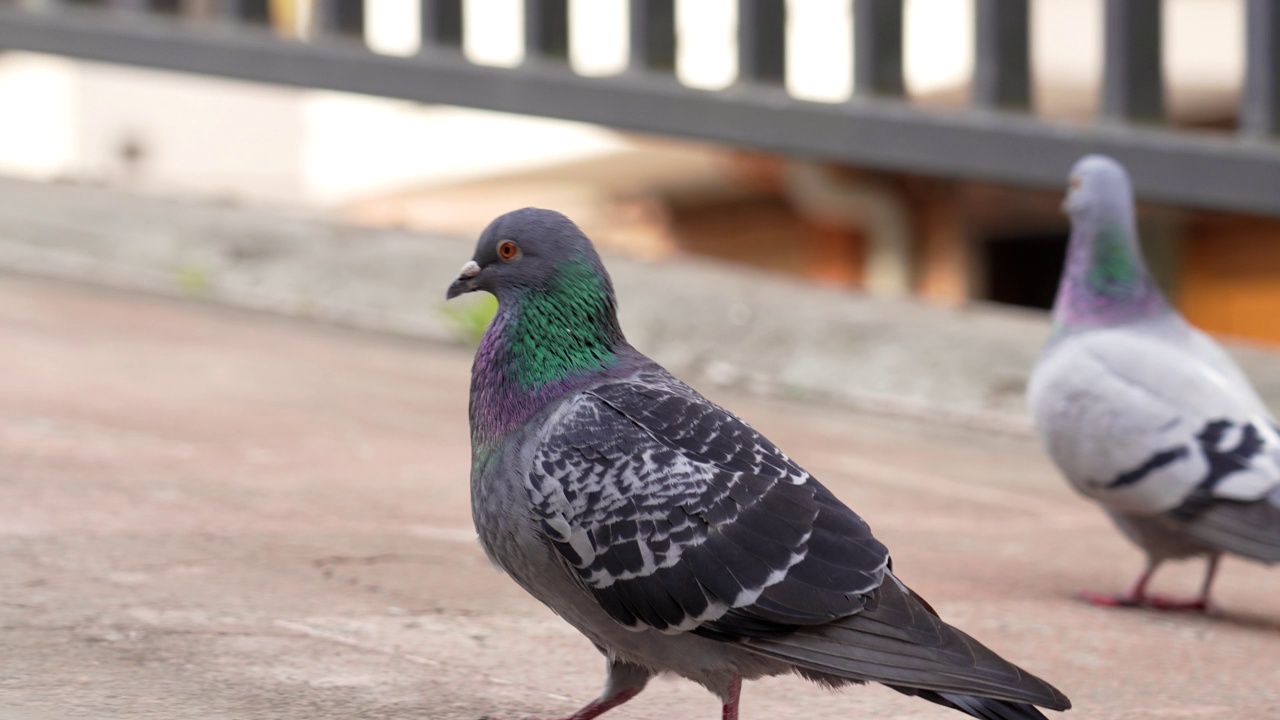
[524,659,649,720]
[1076,559,1158,607]
[523,689,641,720]
[721,676,742,720]
[1144,554,1220,612]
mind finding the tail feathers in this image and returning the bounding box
[897,688,1051,720]
[1189,488,1280,563]
[745,573,1070,712]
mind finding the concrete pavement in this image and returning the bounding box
[1,273,1278,719]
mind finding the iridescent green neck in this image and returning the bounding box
[1052,218,1166,332]
[503,258,623,387]
[1086,225,1139,292]
[469,257,625,449]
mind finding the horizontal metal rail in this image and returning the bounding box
[0,4,1279,216]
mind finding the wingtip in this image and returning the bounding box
[936,691,1070,719]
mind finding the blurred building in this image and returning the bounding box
[0,0,1276,343]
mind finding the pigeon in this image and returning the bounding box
[1028,154,1280,611]
[447,207,1071,719]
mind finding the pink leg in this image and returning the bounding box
[1077,556,1219,612]
[1076,561,1157,608]
[1144,555,1219,612]
[524,687,642,720]
[721,676,742,720]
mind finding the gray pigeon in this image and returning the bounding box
[1028,154,1280,611]
[447,208,1070,719]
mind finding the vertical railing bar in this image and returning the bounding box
[421,0,464,51]
[316,0,365,39]
[737,0,786,85]
[219,0,245,21]
[973,0,1031,110]
[1101,0,1164,123]
[228,0,268,24]
[181,0,220,20]
[524,0,570,63]
[628,0,676,73]
[153,0,180,15]
[316,0,339,35]
[1242,0,1280,137]
[853,0,904,98]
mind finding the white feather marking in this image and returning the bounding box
[732,586,764,608]
[585,541,661,588]
[568,530,596,566]
[663,609,716,635]
[1214,469,1280,501]
[761,533,811,587]
[636,541,657,576]
[690,599,730,625]
[543,514,571,540]
[1213,423,1244,452]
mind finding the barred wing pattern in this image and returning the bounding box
[526,372,890,639]
[1029,328,1280,517]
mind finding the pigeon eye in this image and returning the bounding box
[497,240,520,261]
[1069,175,1081,190]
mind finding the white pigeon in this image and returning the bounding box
[1028,154,1280,611]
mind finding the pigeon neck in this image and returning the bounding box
[469,259,628,448]
[1052,214,1167,332]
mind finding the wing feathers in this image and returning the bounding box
[747,575,1070,710]
[921,691,1053,720]
[651,562,715,627]
[532,375,890,640]
[613,572,684,630]
[1185,490,1280,563]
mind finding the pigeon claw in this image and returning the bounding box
[1142,594,1217,613]
[503,687,643,720]
[1075,589,1143,608]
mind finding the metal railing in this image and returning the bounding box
[0,0,1279,215]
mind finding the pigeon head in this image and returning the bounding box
[446,207,612,303]
[1062,154,1134,222]
[451,208,631,445]
[1051,154,1166,331]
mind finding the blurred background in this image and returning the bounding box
[0,0,1278,338]
[4,2,1280,718]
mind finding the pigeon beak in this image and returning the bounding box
[445,260,482,300]
[1061,175,1082,214]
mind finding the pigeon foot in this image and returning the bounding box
[1142,594,1217,613]
[1075,589,1143,607]
[1075,589,1215,613]
[504,688,642,720]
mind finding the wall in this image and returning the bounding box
[1180,214,1280,346]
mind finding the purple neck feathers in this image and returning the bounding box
[1051,214,1168,333]
[468,304,638,452]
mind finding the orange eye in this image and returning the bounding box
[497,240,520,261]
[1069,175,1081,189]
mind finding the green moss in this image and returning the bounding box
[173,264,211,295]
[440,293,498,347]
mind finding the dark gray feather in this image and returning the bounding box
[746,575,1071,711]
[1184,489,1280,563]
[526,370,888,635]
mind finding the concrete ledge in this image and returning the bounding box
[1,176,1277,430]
